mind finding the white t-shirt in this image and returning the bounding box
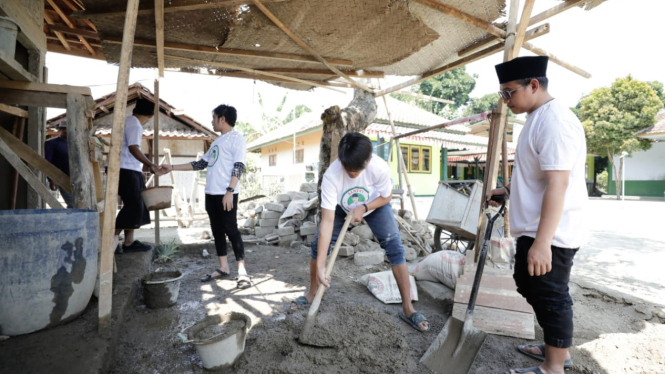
[321,157,392,216]
[202,129,246,195]
[120,115,144,172]
[510,99,589,248]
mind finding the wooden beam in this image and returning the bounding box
[512,0,537,56]
[260,68,384,78]
[47,24,99,39]
[0,88,68,108]
[180,68,354,88]
[250,0,372,92]
[103,37,355,67]
[528,0,586,26]
[0,0,47,51]
[99,0,140,331]
[0,80,92,96]
[153,77,161,245]
[410,0,505,38]
[395,90,455,104]
[0,103,28,118]
[66,94,97,209]
[44,6,72,51]
[48,35,102,48]
[46,0,96,55]
[458,23,549,57]
[0,136,64,209]
[521,42,591,78]
[163,54,344,93]
[59,0,99,32]
[0,50,38,81]
[47,42,106,61]
[72,0,290,18]
[0,126,72,193]
[154,0,165,77]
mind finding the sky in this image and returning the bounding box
[45,0,665,129]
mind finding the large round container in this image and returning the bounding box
[141,186,173,210]
[0,16,19,59]
[178,312,252,371]
[142,270,183,309]
[0,209,99,336]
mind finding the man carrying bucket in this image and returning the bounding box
[160,104,251,290]
[487,56,588,374]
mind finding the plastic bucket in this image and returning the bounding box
[141,270,183,309]
[178,312,252,371]
[0,16,19,59]
[141,186,173,211]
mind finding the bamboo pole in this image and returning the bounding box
[512,0,537,56]
[154,77,160,246]
[98,0,140,332]
[154,0,164,77]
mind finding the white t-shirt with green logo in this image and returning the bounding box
[320,157,392,216]
[202,129,246,195]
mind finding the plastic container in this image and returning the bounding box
[140,186,173,210]
[426,180,484,240]
[178,312,252,371]
[141,270,183,309]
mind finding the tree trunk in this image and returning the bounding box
[608,150,621,200]
[317,89,377,216]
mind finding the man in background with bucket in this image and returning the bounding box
[45,120,74,208]
[487,56,588,374]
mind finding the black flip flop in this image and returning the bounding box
[517,343,573,368]
[399,311,429,332]
[290,296,310,308]
[200,268,230,282]
[505,366,545,374]
[237,275,251,289]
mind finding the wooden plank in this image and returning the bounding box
[458,23,549,58]
[0,103,28,118]
[512,0,537,56]
[46,0,96,55]
[44,11,72,51]
[0,126,72,193]
[522,42,591,78]
[73,0,290,17]
[47,35,102,48]
[528,0,585,26]
[251,0,372,92]
[260,68,384,78]
[0,0,47,51]
[164,54,344,93]
[47,24,100,39]
[410,0,505,38]
[454,284,532,314]
[0,88,67,108]
[457,273,519,290]
[47,42,106,61]
[0,50,38,81]
[66,94,97,209]
[396,90,455,104]
[59,0,99,32]
[103,37,355,67]
[0,136,64,209]
[0,81,92,96]
[154,0,165,77]
[196,70,353,88]
[99,0,140,332]
[453,303,535,339]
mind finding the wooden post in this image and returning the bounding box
[502,121,510,237]
[154,0,164,77]
[153,77,160,245]
[9,117,25,209]
[98,0,140,332]
[380,96,419,220]
[66,93,97,210]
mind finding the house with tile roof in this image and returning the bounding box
[247,97,509,196]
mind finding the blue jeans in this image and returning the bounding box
[310,204,405,266]
[514,236,578,348]
[58,186,74,209]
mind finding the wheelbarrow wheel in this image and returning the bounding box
[433,227,474,255]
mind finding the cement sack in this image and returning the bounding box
[412,250,465,289]
[358,271,418,304]
[280,199,306,221]
[488,236,515,269]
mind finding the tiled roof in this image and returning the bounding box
[94,127,210,139]
[365,123,489,150]
[375,97,470,133]
[635,109,665,137]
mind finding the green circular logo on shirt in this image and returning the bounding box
[208,145,219,167]
[340,187,369,212]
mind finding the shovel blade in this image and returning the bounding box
[420,317,487,374]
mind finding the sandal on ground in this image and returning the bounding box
[518,343,573,368]
[505,366,545,374]
[200,268,230,282]
[237,275,251,289]
[399,311,429,332]
[290,296,310,309]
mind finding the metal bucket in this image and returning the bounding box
[140,186,173,211]
[141,270,183,309]
[178,312,252,371]
[0,16,19,59]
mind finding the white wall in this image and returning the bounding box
[259,132,321,191]
[612,142,665,181]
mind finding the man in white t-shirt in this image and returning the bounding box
[487,56,588,374]
[112,98,159,254]
[161,104,251,289]
[291,132,429,333]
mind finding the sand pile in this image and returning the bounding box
[234,305,413,374]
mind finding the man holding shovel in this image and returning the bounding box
[291,132,429,333]
[487,56,588,374]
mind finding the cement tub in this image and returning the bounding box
[141,186,173,211]
[0,209,99,336]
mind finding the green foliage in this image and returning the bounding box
[239,152,283,200]
[596,170,608,192]
[648,81,665,106]
[154,239,180,264]
[235,121,257,138]
[284,104,312,124]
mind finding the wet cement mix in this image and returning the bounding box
[194,319,245,341]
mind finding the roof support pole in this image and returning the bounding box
[153,75,161,247]
[98,0,140,332]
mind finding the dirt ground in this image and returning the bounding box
[109,240,665,374]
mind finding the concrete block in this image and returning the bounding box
[254,205,263,214]
[300,222,318,236]
[265,234,279,242]
[351,225,374,240]
[338,245,354,257]
[354,251,384,266]
[405,246,418,262]
[417,280,454,302]
[254,227,275,238]
[278,234,299,247]
[259,218,279,227]
[307,234,316,243]
[276,193,291,202]
[243,217,255,228]
[308,192,318,200]
[264,203,285,212]
[277,226,295,236]
[281,201,290,208]
[356,238,381,252]
[286,191,297,199]
[294,192,309,200]
[261,211,282,219]
[300,182,318,192]
[343,232,360,246]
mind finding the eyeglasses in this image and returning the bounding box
[498,85,526,100]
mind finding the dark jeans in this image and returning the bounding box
[205,194,244,260]
[514,236,578,348]
[310,204,405,266]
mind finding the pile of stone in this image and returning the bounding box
[241,182,319,248]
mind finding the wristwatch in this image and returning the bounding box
[226,187,234,193]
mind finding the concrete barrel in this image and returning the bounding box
[0,209,99,336]
[0,16,19,59]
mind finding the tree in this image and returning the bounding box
[648,81,665,106]
[390,67,477,116]
[578,76,663,199]
[284,104,312,124]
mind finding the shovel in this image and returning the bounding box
[299,213,354,346]
[421,195,506,374]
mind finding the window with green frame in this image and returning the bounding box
[400,145,431,173]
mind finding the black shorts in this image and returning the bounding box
[115,168,150,230]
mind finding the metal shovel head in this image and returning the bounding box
[420,317,487,374]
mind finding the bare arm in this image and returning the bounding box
[315,208,336,286]
[128,145,156,168]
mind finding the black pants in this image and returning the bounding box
[514,236,578,348]
[115,169,150,230]
[205,194,244,260]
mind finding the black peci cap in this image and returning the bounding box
[495,56,548,84]
[133,98,155,116]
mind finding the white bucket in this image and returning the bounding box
[140,186,173,210]
[0,16,19,59]
[178,312,251,371]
